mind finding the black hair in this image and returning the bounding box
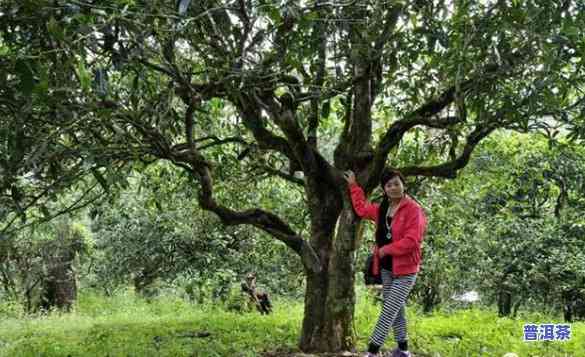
[374,169,406,247]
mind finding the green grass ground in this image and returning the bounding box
[0,289,582,357]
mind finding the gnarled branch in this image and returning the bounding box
[158,107,322,272]
[398,123,497,179]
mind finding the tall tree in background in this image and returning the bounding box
[1,0,584,352]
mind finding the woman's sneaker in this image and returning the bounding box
[390,348,412,357]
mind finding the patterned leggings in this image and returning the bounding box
[369,269,417,347]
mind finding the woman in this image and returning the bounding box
[344,169,426,357]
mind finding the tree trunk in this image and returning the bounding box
[422,283,441,314]
[321,207,361,351]
[497,289,512,317]
[512,297,523,318]
[0,264,17,300]
[300,268,330,351]
[300,196,360,352]
[299,192,337,351]
[40,260,77,312]
[299,69,375,351]
[40,237,78,312]
[563,288,585,322]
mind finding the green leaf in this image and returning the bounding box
[321,101,330,119]
[15,59,35,96]
[47,17,65,42]
[76,60,91,93]
[34,67,49,95]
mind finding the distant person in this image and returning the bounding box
[241,272,272,314]
[344,169,427,357]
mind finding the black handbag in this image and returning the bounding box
[363,254,382,285]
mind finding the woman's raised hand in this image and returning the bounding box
[343,170,357,185]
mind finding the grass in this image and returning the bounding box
[0,288,582,356]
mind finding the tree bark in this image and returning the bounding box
[300,212,362,352]
[497,289,512,317]
[40,259,77,312]
[299,55,379,352]
[300,268,330,351]
[298,171,367,352]
[299,188,340,351]
[322,206,362,351]
[39,225,80,312]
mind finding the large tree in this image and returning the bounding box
[1,0,584,352]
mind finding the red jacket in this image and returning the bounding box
[349,183,427,277]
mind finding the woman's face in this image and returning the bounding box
[384,176,405,199]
